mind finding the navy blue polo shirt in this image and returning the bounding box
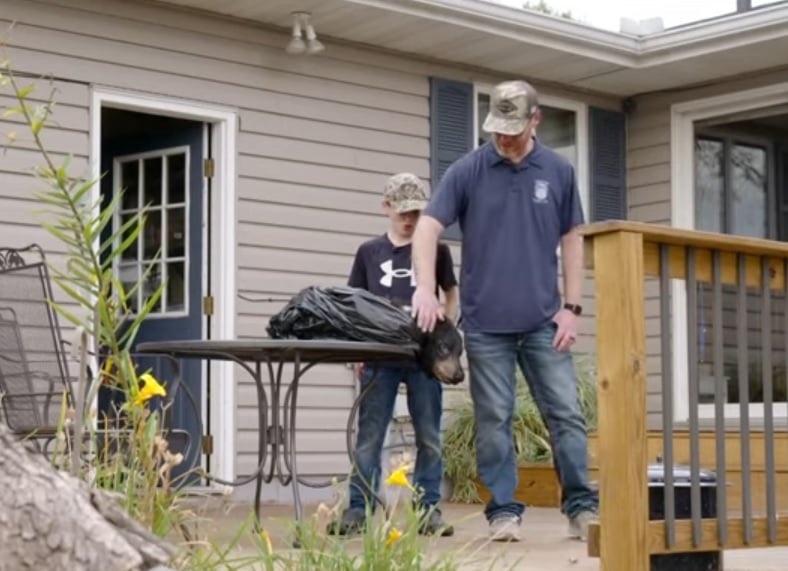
[424,139,584,334]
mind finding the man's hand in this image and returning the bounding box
[352,363,364,379]
[412,285,444,332]
[552,308,578,352]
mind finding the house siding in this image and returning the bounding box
[0,0,619,500]
[628,67,788,426]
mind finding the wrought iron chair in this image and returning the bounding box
[0,245,199,483]
[0,246,76,447]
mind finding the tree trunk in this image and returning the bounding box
[0,424,177,571]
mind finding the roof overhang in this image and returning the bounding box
[152,0,788,97]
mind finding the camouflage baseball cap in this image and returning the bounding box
[482,80,539,136]
[383,172,428,213]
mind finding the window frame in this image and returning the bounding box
[684,125,785,421]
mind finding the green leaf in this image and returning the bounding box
[100,214,141,261]
[40,222,79,246]
[71,176,96,205]
[17,84,35,99]
[49,303,87,330]
[53,279,92,308]
[2,106,23,118]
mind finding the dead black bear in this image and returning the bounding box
[266,285,465,385]
[417,318,465,386]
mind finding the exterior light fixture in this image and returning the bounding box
[285,12,324,55]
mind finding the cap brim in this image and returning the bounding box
[393,199,427,213]
[482,112,527,136]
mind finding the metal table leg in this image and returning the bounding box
[166,352,273,526]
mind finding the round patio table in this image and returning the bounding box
[137,338,419,534]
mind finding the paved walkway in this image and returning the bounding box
[188,499,788,570]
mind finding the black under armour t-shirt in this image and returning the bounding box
[347,234,457,309]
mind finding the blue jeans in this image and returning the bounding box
[348,364,444,514]
[464,321,598,522]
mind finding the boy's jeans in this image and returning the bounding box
[464,320,598,522]
[348,364,443,514]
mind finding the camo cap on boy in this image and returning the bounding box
[383,172,428,213]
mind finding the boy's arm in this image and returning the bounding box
[436,243,459,324]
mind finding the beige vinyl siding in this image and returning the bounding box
[0,0,432,483]
[1,0,620,497]
[0,79,90,340]
[628,67,788,426]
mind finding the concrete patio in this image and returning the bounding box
[183,498,788,570]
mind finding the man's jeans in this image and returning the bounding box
[464,320,598,522]
[348,364,444,514]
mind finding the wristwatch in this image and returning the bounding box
[563,303,582,316]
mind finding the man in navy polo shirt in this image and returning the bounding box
[327,172,458,538]
[410,80,598,542]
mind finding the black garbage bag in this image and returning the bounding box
[266,285,423,346]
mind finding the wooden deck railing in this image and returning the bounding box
[580,221,788,571]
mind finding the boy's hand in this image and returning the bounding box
[412,286,443,332]
[352,363,364,378]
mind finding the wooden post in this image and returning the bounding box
[593,230,650,571]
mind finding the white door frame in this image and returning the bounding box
[89,86,238,483]
[670,80,788,423]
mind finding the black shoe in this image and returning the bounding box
[326,508,366,536]
[418,509,454,537]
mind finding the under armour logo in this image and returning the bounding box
[379,259,415,288]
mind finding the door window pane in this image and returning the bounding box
[166,262,185,312]
[143,157,163,207]
[167,207,186,258]
[142,262,162,313]
[167,153,186,205]
[120,213,139,261]
[143,210,162,260]
[113,147,190,316]
[120,160,139,210]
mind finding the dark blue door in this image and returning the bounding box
[100,109,205,484]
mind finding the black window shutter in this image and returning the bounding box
[589,106,627,222]
[429,77,474,241]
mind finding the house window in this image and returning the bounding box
[695,136,769,238]
[693,131,787,413]
[474,87,588,215]
[113,147,190,317]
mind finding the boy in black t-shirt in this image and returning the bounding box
[328,172,458,537]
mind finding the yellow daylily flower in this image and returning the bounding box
[386,527,403,547]
[133,373,167,406]
[385,466,413,489]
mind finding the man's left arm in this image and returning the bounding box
[437,243,460,324]
[560,165,586,306]
[553,166,586,351]
[560,227,583,307]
